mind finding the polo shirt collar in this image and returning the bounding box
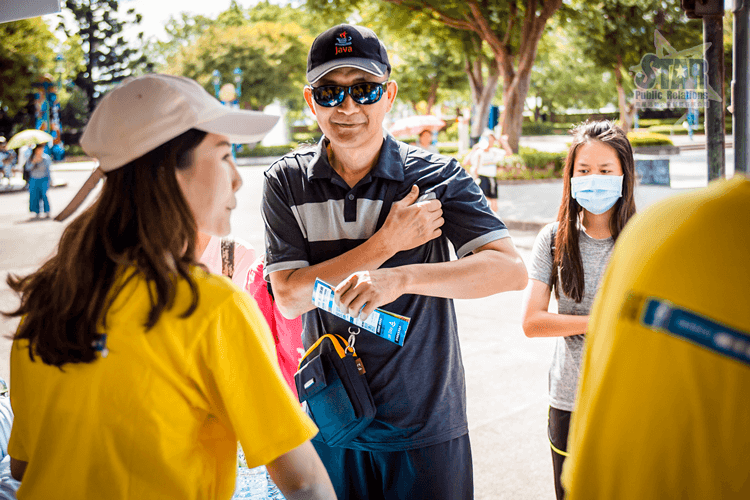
[306,131,405,183]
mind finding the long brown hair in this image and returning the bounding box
[552,120,636,302]
[4,129,208,367]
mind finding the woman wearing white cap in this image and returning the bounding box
[2,74,335,500]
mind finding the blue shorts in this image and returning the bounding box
[312,434,474,500]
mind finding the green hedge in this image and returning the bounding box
[518,147,566,171]
[236,143,299,158]
[521,122,556,136]
[438,145,459,156]
[291,131,321,143]
[636,118,676,128]
[456,146,565,180]
[438,120,458,142]
[64,144,86,157]
[626,131,674,147]
[496,165,560,181]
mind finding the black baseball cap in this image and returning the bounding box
[307,24,391,84]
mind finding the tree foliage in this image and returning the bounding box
[58,0,150,113]
[306,0,563,152]
[564,0,702,131]
[164,20,311,111]
[529,24,616,116]
[0,18,58,125]
[148,2,321,113]
[347,1,470,114]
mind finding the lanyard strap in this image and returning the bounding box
[639,296,750,367]
[298,333,350,370]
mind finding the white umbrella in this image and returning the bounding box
[6,129,54,150]
[389,115,446,138]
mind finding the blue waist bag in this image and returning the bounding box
[295,333,375,447]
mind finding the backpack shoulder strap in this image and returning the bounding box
[220,237,235,279]
[375,141,410,231]
[549,221,560,298]
[550,221,559,258]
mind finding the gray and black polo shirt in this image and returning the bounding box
[261,133,510,451]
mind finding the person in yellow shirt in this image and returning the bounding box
[562,175,750,499]
[2,74,335,500]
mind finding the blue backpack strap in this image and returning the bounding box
[375,141,410,230]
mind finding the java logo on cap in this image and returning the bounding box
[334,30,353,55]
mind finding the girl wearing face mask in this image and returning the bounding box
[520,120,636,500]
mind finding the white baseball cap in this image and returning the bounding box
[81,73,278,171]
[56,73,278,221]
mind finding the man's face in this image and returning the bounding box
[304,67,397,151]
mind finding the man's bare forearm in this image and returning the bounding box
[395,239,528,299]
[271,231,397,318]
[334,237,529,319]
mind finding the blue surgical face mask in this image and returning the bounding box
[570,174,624,215]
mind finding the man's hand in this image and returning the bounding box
[377,185,443,254]
[334,269,404,320]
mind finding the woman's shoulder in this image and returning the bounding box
[538,221,559,239]
[186,267,257,319]
[190,266,242,299]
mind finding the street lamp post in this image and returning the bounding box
[232,68,243,155]
[212,70,222,100]
[46,53,65,160]
[55,54,64,89]
[233,67,243,103]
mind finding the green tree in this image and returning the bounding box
[306,0,563,152]
[0,18,58,127]
[143,12,215,70]
[58,0,150,113]
[362,5,469,113]
[529,25,616,118]
[566,0,702,132]
[165,21,311,111]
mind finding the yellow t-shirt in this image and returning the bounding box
[562,175,750,499]
[9,267,318,500]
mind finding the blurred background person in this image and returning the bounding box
[414,128,438,153]
[465,128,513,212]
[521,121,636,500]
[24,144,51,219]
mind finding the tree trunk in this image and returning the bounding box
[425,79,439,115]
[382,0,562,152]
[470,73,500,140]
[614,57,634,133]
[464,41,500,145]
[500,65,534,153]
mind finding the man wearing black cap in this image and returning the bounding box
[261,24,528,499]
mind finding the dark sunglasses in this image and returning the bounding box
[309,82,389,107]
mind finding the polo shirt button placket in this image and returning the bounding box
[344,191,357,222]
